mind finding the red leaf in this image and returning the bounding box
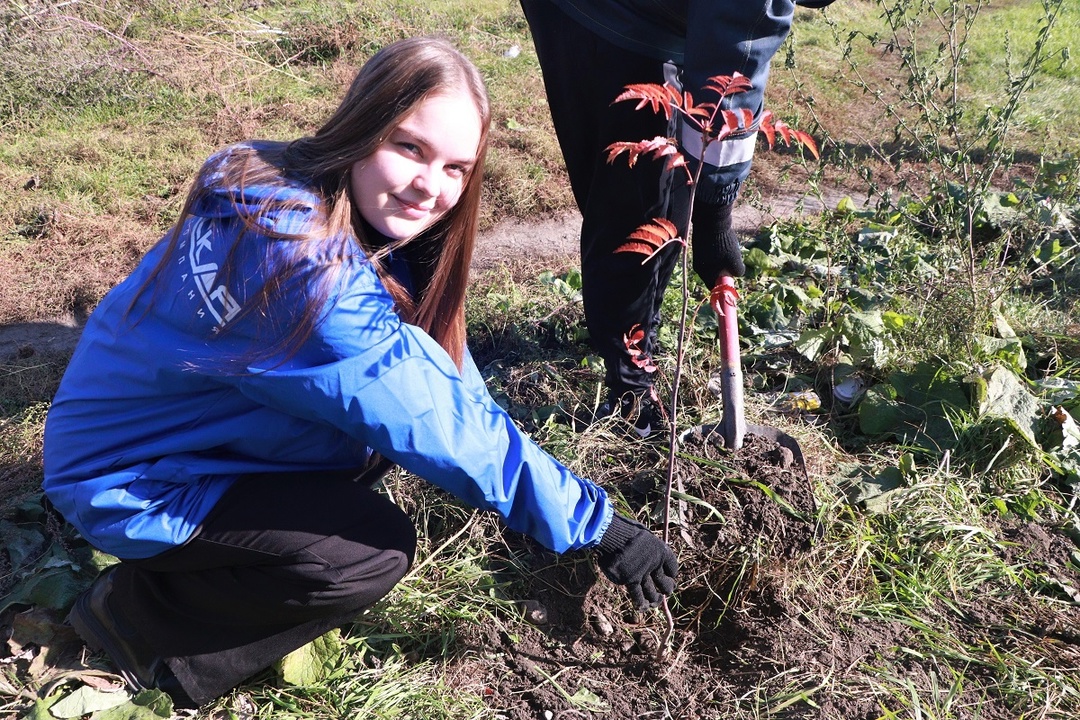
[615,240,662,256]
[623,324,658,373]
[703,72,753,99]
[758,109,777,148]
[616,218,684,264]
[612,83,676,119]
[792,129,821,160]
[630,217,680,244]
[687,102,715,120]
[605,136,680,169]
[756,110,818,158]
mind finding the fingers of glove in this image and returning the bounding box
[640,574,661,608]
[626,581,648,611]
[662,547,679,579]
[652,565,676,597]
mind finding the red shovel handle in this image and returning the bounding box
[711,276,746,449]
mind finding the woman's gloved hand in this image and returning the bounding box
[595,514,678,610]
[691,201,745,288]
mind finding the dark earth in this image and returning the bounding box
[456,430,868,719]
[447,423,1080,719]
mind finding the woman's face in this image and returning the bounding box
[350,90,482,241]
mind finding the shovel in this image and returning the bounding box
[706,275,809,478]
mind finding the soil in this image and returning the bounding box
[454,430,859,720]
[454,425,1080,720]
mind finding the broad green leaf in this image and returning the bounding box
[47,685,129,718]
[993,313,1017,339]
[842,310,890,367]
[1,563,84,614]
[881,311,909,331]
[21,695,63,720]
[856,226,899,250]
[975,335,1027,373]
[835,196,858,213]
[95,690,174,719]
[839,463,905,512]
[858,385,911,437]
[743,247,779,277]
[1,521,46,570]
[977,366,1041,447]
[746,292,789,330]
[568,686,608,712]
[1038,238,1063,263]
[561,267,583,290]
[277,629,342,686]
[862,467,906,514]
[794,326,834,362]
[889,363,969,412]
[898,452,916,478]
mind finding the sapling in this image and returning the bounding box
[605,73,818,659]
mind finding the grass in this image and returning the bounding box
[3,0,1080,718]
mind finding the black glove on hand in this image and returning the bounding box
[691,201,745,288]
[595,514,678,610]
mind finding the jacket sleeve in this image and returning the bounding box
[681,0,796,205]
[225,262,613,553]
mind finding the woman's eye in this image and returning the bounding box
[397,142,421,156]
[446,165,466,178]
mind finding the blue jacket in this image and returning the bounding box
[546,0,797,204]
[43,147,613,559]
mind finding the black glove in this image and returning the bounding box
[796,0,837,8]
[595,514,678,610]
[691,201,745,288]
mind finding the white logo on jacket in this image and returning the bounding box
[178,217,241,330]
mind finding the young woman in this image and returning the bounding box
[42,37,677,708]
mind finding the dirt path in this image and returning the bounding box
[0,188,857,361]
[471,186,856,269]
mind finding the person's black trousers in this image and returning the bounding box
[107,470,416,705]
[521,0,691,397]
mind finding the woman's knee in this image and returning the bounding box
[322,512,417,611]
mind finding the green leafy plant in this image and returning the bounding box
[830,0,1070,358]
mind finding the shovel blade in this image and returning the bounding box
[746,423,808,478]
[686,422,808,479]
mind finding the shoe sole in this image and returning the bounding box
[68,583,151,692]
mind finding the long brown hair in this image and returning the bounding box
[138,37,489,369]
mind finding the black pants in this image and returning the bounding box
[521,0,691,396]
[110,470,416,705]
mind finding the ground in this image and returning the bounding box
[5,195,1078,719]
[452,429,859,720]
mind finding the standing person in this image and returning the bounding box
[43,37,677,709]
[519,0,833,436]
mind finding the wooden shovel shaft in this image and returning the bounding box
[715,276,746,450]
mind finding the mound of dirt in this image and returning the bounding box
[456,432,882,719]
